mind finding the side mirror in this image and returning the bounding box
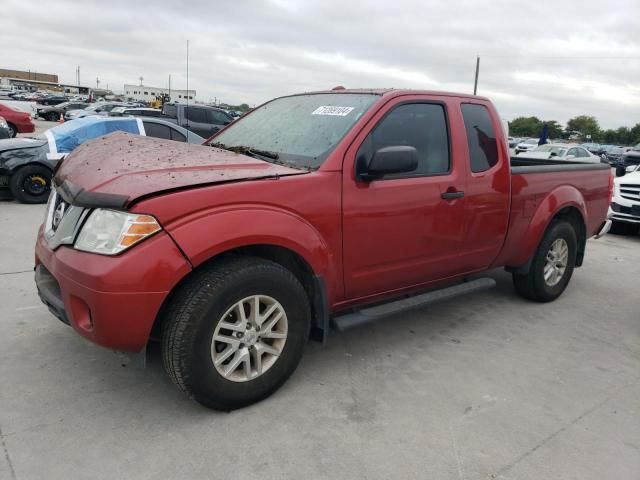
[358,146,418,181]
[222,120,231,126]
[616,165,626,177]
[549,152,558,157]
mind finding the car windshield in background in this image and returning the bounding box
[209,93,379,169]
[525,139,538,145]
[535,145,567,155]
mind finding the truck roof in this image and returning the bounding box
[294,88,490,102]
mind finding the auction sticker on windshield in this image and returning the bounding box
[312,106,354,116]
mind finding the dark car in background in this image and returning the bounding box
[0,117,204,203]
[581,143,601,154]
[36,96,69,106]
[161,103,233,138]
[37,102,89,122]
[622,144,640,166]
[603,146,629,165]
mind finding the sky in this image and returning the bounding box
[2,0,639,129]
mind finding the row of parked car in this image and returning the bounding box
[509,137,640,167]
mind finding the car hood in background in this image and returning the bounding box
[55,132,307,208]
[0,137,47,153]
[0,138,49,171]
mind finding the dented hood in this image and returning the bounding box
[54,132,306,208]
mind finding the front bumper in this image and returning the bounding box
[35,229,191,352]
[609,203,640,224]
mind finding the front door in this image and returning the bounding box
[342,98,467,300]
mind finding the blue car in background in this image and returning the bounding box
[0,116,203,203]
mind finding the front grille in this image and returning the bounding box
[43,190,89,250]
[612,203,640,218]
[619,184,640,201]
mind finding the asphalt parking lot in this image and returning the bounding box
[0,201,638,480]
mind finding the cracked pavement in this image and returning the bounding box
[0,201,638,480]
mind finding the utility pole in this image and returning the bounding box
[168,74,171,101]
[186,40,190,112]
[96,77,100,89]
[473,56,480,95]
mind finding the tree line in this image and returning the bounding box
[508,115,640,146]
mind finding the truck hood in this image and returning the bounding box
[54,132,307,208]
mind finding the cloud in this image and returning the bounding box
[1,0,638,127]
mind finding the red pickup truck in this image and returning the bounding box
[35,89,612,410]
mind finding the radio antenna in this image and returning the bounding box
[186,40,190,112]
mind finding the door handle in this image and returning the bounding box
[441,191,464,200]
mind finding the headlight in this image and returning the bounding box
[74,209,161,255]
[0,117,7,128]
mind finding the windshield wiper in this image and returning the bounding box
[210,142,313,171]
[210,142,279,160]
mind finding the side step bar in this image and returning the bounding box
[331,277,496,332]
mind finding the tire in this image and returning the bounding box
[46,112,59,122]
[512,220,578,302]
[6,122,16,138]
[9,164,52,204]
[161,256,311,410]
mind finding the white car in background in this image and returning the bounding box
[519,144,601,163]
[514,138,540,154]
[609,165,640,228]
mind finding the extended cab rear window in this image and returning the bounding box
[461,103,499,173]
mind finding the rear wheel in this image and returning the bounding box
[9,164,52,204]
[6,122,16,138]
[161,257,310,410]
[512,220,577,302]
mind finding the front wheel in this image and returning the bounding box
[512,220,578,302]
[161,257,310,410]
[6,122,17,138]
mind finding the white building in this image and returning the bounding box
[123,84,196,103]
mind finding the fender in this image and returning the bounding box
[504,185,587,268]
[165,204,335,293]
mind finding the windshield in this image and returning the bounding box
[525,139,538,144]
[209,93,379,169]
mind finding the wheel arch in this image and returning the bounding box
[150,243,330,344]
[5,121,17,134]
[507,187,587,274]
[9,161,54,175]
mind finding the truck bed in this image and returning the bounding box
[510,156,611,173]
[492,157,611,269]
